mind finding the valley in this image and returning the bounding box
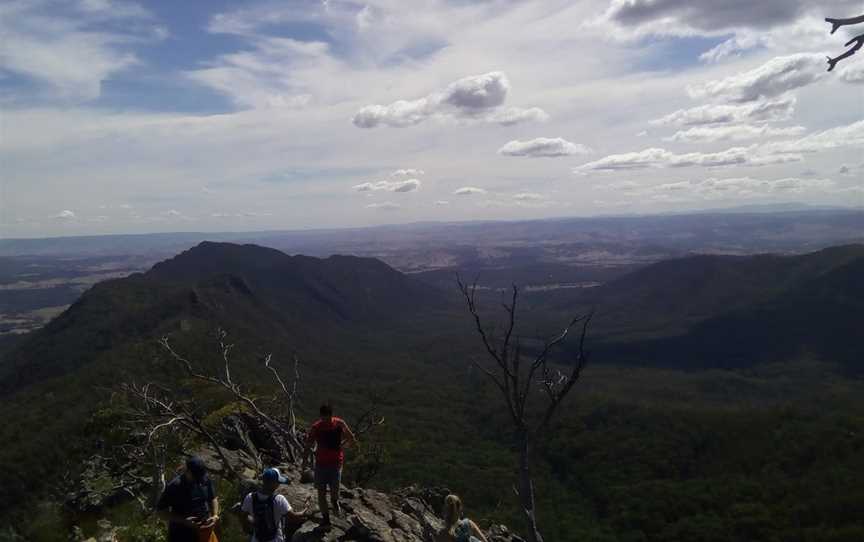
[1,211,863,541]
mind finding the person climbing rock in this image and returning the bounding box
[156,456,220,542]
[302,403,357,527]
[241,467,310,542]
[435,494,488,542]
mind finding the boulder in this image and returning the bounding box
[226,464,518,542]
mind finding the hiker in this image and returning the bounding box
[302,403,357,526]
[435,494,488,542]
[240,468,310,542]
[156,456,220,542]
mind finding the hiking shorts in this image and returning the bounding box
[314,464,342,489]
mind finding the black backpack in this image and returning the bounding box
[321,423,343,451]
[252,493,278,542]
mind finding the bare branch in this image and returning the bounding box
[352,399,386,438]
[158,333,303,461]
[537,312,593,434]
[264,353,302,436]
[826,14,864,71]
[502,284,519,364]
[456,274,509,375]
[121,381,242,481]
[827,33,864,71]
[826,14,864,35]
[522,313,589,407]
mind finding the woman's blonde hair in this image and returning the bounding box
[443,494,463,534]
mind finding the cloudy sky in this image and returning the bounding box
[1,0,863,238]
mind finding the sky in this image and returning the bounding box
[1,0,863,238]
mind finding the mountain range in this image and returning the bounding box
[2,240,863,534]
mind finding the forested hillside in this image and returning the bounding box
[2,243,863,541]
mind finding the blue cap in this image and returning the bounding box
[186,456,208,481]
[262,468,289,484]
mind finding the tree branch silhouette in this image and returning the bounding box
[826,14,864,71]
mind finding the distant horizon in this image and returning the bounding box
[3,200,863,242]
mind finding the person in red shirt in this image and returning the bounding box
[302,403,357,527]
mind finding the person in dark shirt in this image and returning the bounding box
[157,456,220,542]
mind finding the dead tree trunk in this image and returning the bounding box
[457,277,591,542]
[516,426,543,542]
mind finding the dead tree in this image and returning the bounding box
[457,278,591,542]
[264,352,301,438]
[826,14,864,71]
[159,329,304,462]
[347,392,387,487]
[351,391,387,438]
[120,382,243,499]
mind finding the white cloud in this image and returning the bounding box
[839,61,864,84]
[609,176,836,200]
[54,209,76,220]
[601,0,864,47]
[352,179,421,193]
[187,37,324,109]
[498,137,593,157]
[663,124,805,143]
[453,187,487,196]
[77,0,151,20]
[583,119,864,173]
[352,98,433,128]
[352,72,546,128]
[366,201,401,211]
[699,35,768,63]
[487,107,550,126]
[440,71,509,110]
[0,1,157,102]
[687,54,826,103]
[766,120,864,154]
[392,169,425,177]
[651,96,796,127]
[575,145,800,172]
[605,0,813,33]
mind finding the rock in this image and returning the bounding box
[78,520,118,542]
[487,524,525,542]
[65,421,521,541]
[224,463,519,542]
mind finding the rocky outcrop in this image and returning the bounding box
[68,414,522,541]
[233,463,522,541]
